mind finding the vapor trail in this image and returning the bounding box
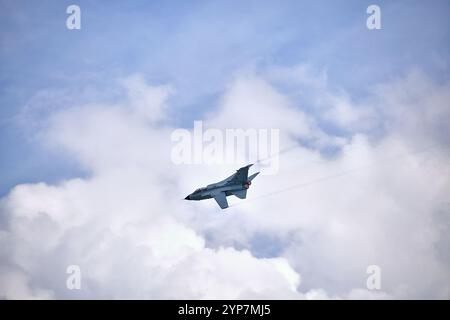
[230,141,448,208]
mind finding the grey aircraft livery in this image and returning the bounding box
[184,164,260,209]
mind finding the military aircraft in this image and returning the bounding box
[184,164,259,209]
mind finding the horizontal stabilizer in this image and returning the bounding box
[248,172,260,181]
[233,190,247,199]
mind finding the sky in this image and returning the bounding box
[0,0,449,299]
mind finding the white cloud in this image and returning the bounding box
[0,268,53,300]
[0,67,449,299]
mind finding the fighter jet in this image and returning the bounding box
[184,164,259,209]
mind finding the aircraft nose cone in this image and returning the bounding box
[184,195,190,200]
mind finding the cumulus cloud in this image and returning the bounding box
[0,68,449,299]
[0,75,302,299]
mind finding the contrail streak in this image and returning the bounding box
[229,141,448,208]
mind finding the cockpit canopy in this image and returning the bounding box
[193,187,206,193]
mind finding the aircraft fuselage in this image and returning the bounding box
[184,164,258,209]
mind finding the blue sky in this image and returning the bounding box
[1,1,449,195]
